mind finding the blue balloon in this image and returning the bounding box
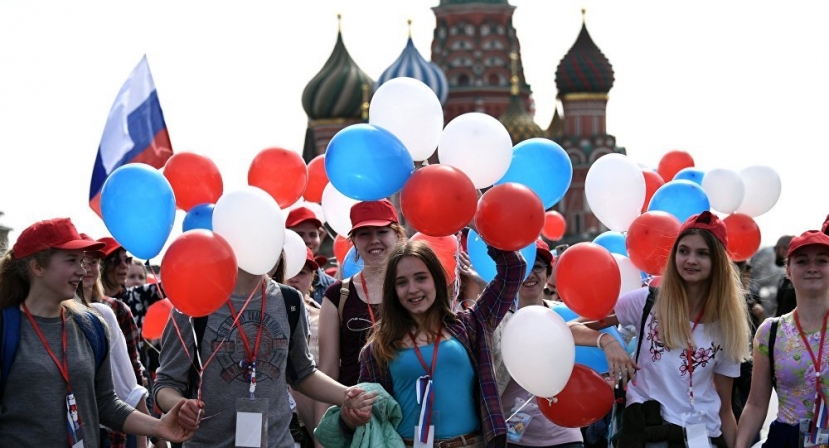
[647,180,710,223]
[183,203,215,232]
[101,164,175,260]
[325,124,415,201]
[342,246,364,279]
[550,303,624,374]
[467,229,536,283]
[593,231,628,257]
[673,167,705,185]
[495,138,573,209]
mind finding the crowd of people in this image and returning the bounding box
[2,203,829,448]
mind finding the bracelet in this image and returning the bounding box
[597,333,607,349]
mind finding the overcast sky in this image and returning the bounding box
[2,1,827,258]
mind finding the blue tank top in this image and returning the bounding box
[389,336,480,439]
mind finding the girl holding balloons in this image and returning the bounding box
[585,211,750,447]
[0,218,193,447]
[735,230,829,447]
[358,239,525,448]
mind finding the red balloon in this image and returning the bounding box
[649,276,662,287]
[541,211,566,241]
[333,235,352,265]
[657,150,694,183]
[304,155,328,203]
[536,365,614,428]
[248,147,308,208]
[161,230,238,317]
[626,211,681,275]
[411,233,459,284]
[163,152,223,211]
[641,170,665,213]
[476,183,545,251]
[142,298,173,340]
[555,243,621,320]
[401,165,478,237]
[724,213,761,262]
[146,273,159,285]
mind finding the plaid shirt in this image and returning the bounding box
[359,247,525,448]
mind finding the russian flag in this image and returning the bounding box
[89,55,173,217]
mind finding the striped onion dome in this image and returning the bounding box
[555,22,615,95]
[302,30,374,120]
[377,36,449,105]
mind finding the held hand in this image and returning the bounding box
[157,399,197,443]
[340,405,372,429]
[173,398,204,432]
[340,386,378,428]
[602,336,639,387]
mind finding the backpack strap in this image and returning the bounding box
[338,278,351,323]
[279,284,302,383]
[768,317,780,391]
[75,310,108,373]
[0,306,20,400]
[634,287,658,365]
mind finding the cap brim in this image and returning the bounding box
[54,240,107,253]
[286,218,323,229]
[536,250,553,265]
[788,242,829,258]
[349,220,394,234]
[305,260,320,271]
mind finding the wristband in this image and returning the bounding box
[597,333,607,349]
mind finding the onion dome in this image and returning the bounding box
[555,13,614,96]
[302,17,374,120]
[500,53,543,145]
[377,21,449,105]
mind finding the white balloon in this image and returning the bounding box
[585,154,646,232]
[613,254,643,296]
[370,78,444,162]
[437,113,513,189]
[736,166,782,217]
[501,306,575,398]
[282,230,307,280]
[213,186,285,275]
[321,183,360,236]
[701,169,745,214]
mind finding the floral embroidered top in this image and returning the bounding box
[756,312,829,425]
[615,287,740,436]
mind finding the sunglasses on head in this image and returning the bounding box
[106,255,133,266]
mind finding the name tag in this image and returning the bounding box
[413,425,435,448]
[236,398,268,447]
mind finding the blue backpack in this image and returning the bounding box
[0,306,108,400]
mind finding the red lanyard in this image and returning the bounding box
[408,329,443,377]
[226,281,267,367]
[22,304,73,393]
[686,307,705,408]
[794,310,829,403]
[359,273,377,325]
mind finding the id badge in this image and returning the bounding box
[506,411,533,443]
[236,398,268,448]
[66,393,84,448]
[413,425,435,448]
[681,411,710,448]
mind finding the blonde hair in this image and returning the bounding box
[655,229,750,363]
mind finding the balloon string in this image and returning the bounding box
[506,395,536,421]
[452,230,462,307]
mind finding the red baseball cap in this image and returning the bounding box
[97,237,123,258]
[535,239,553,265]
[80,233,106,259]
[822,214,829,235]
[788,230,829,258]
[304,247,320,271]
[349,200,399,234]
[680,211,728,248]
[286,207,322,229]
[12,218,105,259]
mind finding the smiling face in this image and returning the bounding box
[290,221,323,254]
[82,254,101,290]
[126,262,146,288]
[520,258,549,300]
[352,225,401,267]
[35,250,87,300]
[394,256,437,321]
[674,233,713,286]
[787,245,829,298]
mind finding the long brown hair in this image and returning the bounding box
[366,241,457,368]
[655,229,750,362]
[0,248,57,309]
[101,248,125,294]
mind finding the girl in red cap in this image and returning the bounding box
[581,211,750,447]
[0,218,193,447]
[736,230,829,447]
[316,199,407,426]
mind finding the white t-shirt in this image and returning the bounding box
[90,302,148,407]
[615,287,740,436]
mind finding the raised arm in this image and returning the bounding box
[470,247,526,332]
